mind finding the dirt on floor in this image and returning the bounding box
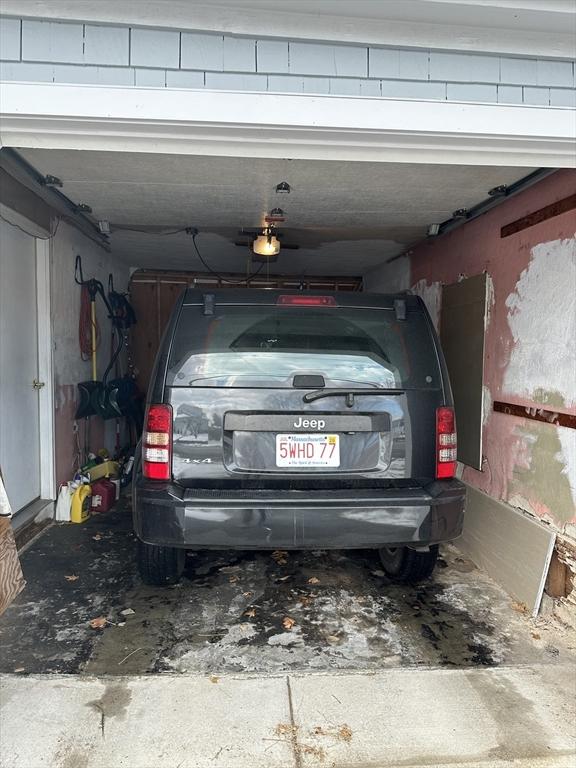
[1,498,574,677]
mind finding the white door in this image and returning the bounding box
[0,219,42,513]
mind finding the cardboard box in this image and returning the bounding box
[0,516,26,616]
[88,460,119,482]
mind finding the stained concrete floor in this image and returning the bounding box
[1,500,575,768]
[1,499,574,677]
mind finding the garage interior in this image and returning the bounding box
[1,146,575,763]
[1,140,574,623]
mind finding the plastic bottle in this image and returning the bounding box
[70,484,91,524]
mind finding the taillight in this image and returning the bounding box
[143,404,172,480]
[436,406,457,479]
[277,295,337,306]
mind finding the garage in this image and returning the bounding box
[0,2,575,766]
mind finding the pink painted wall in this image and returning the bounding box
[410,169,576,534]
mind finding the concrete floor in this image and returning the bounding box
[1,501,575,767]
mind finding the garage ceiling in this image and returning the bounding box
[20,148,535,276]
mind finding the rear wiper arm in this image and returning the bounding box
[303,388,406,407]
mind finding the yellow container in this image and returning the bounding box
[70,484,91,524]
[88,460,119,482]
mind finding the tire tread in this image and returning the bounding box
[137,540,184,585]
[380,545,438,583]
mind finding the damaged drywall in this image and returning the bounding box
[409,169,576,542]
[508,423,575,526]
[503,236,576,409]
[500,236,576,525]
[407,170,576,624]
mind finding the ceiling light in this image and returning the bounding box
[275,181,291,194]
[427,223,441,237]
[253,228,280,257]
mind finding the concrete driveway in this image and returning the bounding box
[1,502,575,767]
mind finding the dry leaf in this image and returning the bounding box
[531,632,541,640]
[275,723,299,737]
[298,595,314,607]
[92,534,102,541]
[14,668,25,673]
[64,575,79,582]
[277,575,291,582]
[229,575,240,584]
[242,591,253,598]
[338,724,353,743]
[282,616,296,631]
[311,723,352,743]
[89,617,108,629]
[307,577,320,585]
[326,635,340,644]
[299,745,326,759]
[120,608,135,616]
[511,601,528,614]
[244,607,257,618]
[209,675,220,684]
[272,550,289,565]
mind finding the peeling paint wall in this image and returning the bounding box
[51,222,130,488]
[503,237,576,408]
[409,169,576,539]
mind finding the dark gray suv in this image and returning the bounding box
[133,290,465,585]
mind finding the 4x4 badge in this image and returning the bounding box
[183,458,213,463]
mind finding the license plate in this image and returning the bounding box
[276,434,340,467]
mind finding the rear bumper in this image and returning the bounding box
[133,478,466,550]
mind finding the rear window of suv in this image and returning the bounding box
[166,304,440,389]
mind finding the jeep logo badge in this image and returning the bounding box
[293,417,326,430]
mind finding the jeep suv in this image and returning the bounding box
[133,290,465,585]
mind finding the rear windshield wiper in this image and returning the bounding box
[303,388,406,407]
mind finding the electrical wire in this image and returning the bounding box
[0,211,61,240]
[111,225,190,235]
[191,232,265,285]
[109,225,266,283]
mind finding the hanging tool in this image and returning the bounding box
[96,274,139,421]
[75,255,108,418]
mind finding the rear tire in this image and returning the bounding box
[378,545,438,583]
[137,540,185,586]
